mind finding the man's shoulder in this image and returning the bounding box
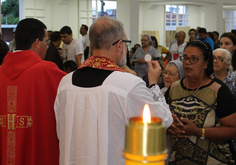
[104,71,143,89]
[170,42,178,50]
[180,42,187,47]
[35,60,64,74]
[205,37,214,43]
[71,39,83,48]
[73,38,82,44]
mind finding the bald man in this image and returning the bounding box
[169,31,187,61]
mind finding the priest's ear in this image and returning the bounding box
[114,40,123,53]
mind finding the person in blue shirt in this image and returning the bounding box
[197,28,214,51]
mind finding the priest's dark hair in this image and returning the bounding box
[15,18,47,50]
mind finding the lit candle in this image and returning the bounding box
[123,104,167,165]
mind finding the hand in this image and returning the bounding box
[180,118,201,137]
[147,61,162,86]
[137,58,146,64]
[167,114,187,138]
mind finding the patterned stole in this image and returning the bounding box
[78,56,124,72]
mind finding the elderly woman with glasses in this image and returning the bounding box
[161,60,185,95]
[213,48,236,96]
[131,34,160,79]
[166,41,236,165]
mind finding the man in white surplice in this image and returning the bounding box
[54,17,173,165]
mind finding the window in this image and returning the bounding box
[92,1,117,19]
[1,0,19,43]
[224,10,236,32]
[165,5,189,31]
[79,0,116,27]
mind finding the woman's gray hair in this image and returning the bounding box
[89,17,125,50]
[143,34,154,47]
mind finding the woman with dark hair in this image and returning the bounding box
[166,41,236,165]
[0,39,9,65]
[188,28,197,42]
[151,36,171,65]
[129,47,136,58]
[220,32,236,71]
[207,31,219,50]
[129,47,136,70]
[131,34,159,79]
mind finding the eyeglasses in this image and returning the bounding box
[182,55,204,64]
[163,71,178,77]
[39,38,50,46]
[112,40,132,47]
[213,56,224,63]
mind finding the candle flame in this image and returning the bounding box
[143,104,151,123]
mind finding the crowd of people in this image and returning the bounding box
[0,16,236,165]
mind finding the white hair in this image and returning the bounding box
[213,48,232,70]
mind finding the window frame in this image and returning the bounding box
[165,5,189,31]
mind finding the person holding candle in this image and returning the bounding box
[166,41,236,165]
[54,16,173,165]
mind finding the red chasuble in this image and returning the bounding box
[0,50,66,165]
[78,55,124,72]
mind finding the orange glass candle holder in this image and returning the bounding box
[123,116,167,165]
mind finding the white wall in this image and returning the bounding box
[188,5,201,29]
[117,0,139,47]
[117,0,131,40]
[204,3,217,32]
[21,0,80,39]
[139,2,165,46]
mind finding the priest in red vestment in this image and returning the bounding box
[0,18,66,165]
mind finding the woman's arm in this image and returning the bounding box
[169,79,236,141]
[180,113,236,141]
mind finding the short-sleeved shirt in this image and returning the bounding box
[62,39,84,63]
[131,46,160,78]
[169,42,186,61]
[79,34,90,51]
[166,77,236,165]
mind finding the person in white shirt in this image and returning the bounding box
[80,24,90,51]
[80,24,90,60]
[169,31,187,61]
[54,16,173,165]
[60,26,84,66]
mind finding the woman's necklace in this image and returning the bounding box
[186,78,205,101]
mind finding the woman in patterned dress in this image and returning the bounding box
[166,41,236,165]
